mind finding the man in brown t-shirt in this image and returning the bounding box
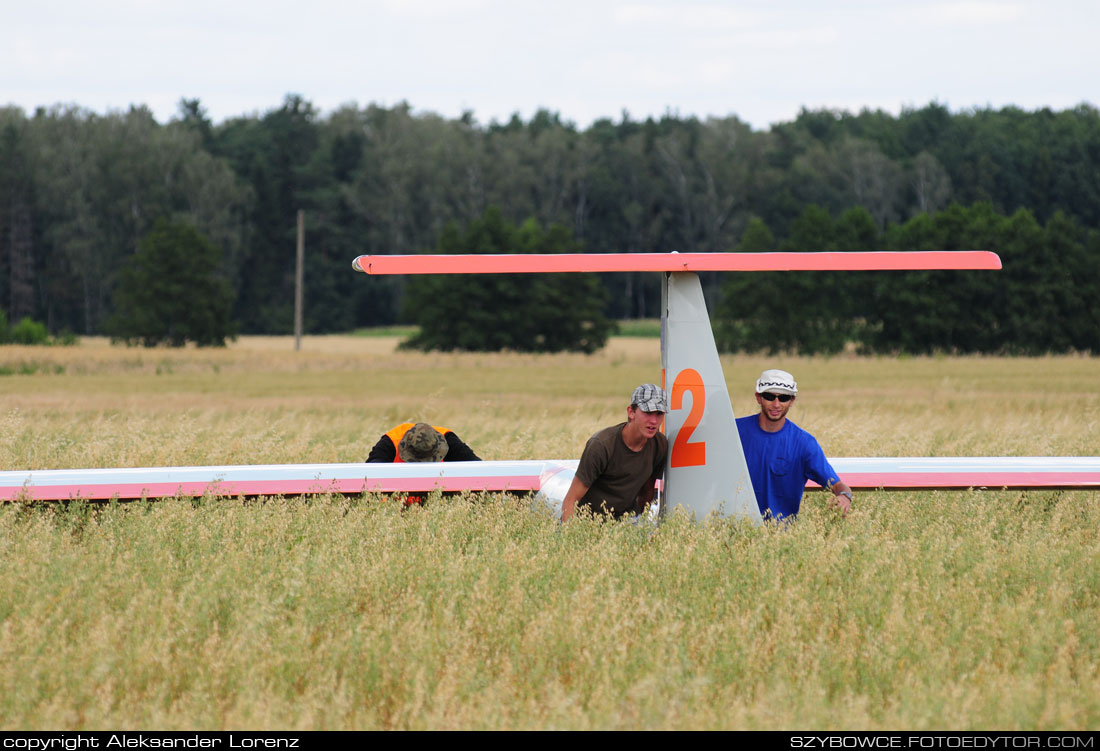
[560,384,669,521]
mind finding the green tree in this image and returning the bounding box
[581,114,666,319]
[211,94,319,334]
[715,216,777,352]
[716,206,879,355]
[869,203,1098,354]
[0,111,38,323]
[401,209,612,353]
[107,219,234,347]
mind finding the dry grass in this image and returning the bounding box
[3,336,1097,466]
[1,337,1098,730]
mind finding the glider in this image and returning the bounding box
[6,249,1100,516]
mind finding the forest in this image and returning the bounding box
[1,96,1097,353]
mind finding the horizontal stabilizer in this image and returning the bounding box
[353,251,1001,275]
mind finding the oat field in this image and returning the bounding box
[1,337,1098,730]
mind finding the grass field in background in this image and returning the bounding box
[349,319,664,340]
[1,337,1098,730]
[612,318,662,337]
[349,325,419,338]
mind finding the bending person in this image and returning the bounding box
[366,422,481,463]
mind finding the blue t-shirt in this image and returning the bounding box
[736,415,840,520]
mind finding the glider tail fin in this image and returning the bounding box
[661,272,760,522]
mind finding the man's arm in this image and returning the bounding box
[443,432,481,461]
[805,437,850,516]
[365,435,397,463]
[563,429,611,521]
[560,476,591,522]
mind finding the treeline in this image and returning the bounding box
[718,203,1100,355]
[1,96,1098,352]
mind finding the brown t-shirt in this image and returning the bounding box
[576,422,668,518]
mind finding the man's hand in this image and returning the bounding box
[633,480,658,515]
[561,476,590,522]
[832,493,851,516]
[830,481,853,516]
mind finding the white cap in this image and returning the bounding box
[755,369,797,395]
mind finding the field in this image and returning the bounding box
[1,336,1098,730]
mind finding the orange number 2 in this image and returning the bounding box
[670,368,706,468]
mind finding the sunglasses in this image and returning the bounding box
[759,392,793,403]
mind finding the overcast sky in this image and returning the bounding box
[3,0,1097,130]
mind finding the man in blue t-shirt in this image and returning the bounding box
[735,369,853,520]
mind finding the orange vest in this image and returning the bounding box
[384,423,451,463]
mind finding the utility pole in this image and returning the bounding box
[295,210,304,351]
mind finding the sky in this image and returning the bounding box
[3,0,1097,131]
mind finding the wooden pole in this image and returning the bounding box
[295,210,304,351]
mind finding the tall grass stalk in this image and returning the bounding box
[1,491,1097,730]
[1,337,1098,729]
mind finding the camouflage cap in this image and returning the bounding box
[398,423,449,462]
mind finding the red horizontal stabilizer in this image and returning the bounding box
[352,251,1001,275]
